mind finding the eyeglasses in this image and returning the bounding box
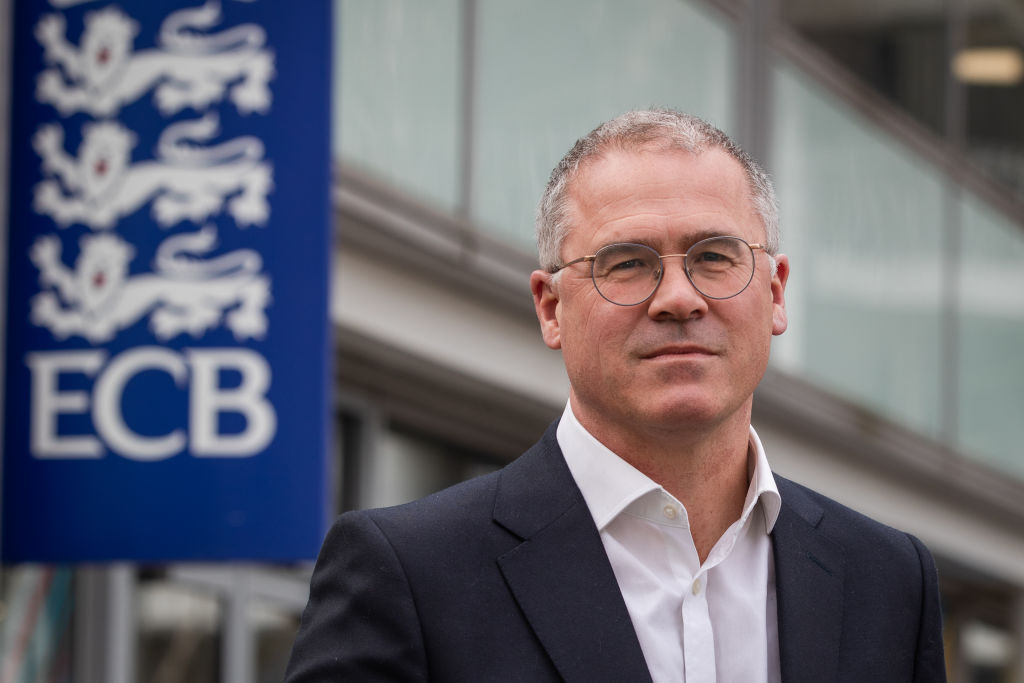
[552,236,767,306]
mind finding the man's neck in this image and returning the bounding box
[574,403,753,563]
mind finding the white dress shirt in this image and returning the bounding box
[557,402,782,683]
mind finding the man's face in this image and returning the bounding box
[531,147,789,446]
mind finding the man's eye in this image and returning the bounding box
[696,251,729,262]
[609,258,646,271]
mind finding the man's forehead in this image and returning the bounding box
[573,143,742,186]
[566,146,751,211]
[560,146,761,250]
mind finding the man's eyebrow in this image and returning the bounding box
[676,229,734,248]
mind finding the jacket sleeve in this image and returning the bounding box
[910,534,947,683]
[283,511,429,682]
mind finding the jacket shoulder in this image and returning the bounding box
[774,474,933,570]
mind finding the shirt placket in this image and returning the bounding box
[680,567,715,682]
[659,496,717,683]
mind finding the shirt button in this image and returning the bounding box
[692,578,703,595]
[662,505,677,520]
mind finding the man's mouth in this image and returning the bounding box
[641,344,718,359]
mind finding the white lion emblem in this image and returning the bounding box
[29,226,271,343]
[36,1,274,117]
[33,114,272,230]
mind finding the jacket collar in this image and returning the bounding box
[772,476,846,683]
[493,422,653,683]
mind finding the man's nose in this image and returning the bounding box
[646,255,708,321]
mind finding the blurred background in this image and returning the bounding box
[2,0,1024,681]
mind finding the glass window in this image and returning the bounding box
[940,569,1021,683]
[137,571,221,683]
[959,0,1024,202]
[770,60,946,439]
[362,423,500,509]
[956,192,1024,475]
[472,0,738,250]
[335,410,364,513]
[336,0,463,212]
[960,619,1015,681]
[0,566,73,683]
[780,0,1024,204]
[778,1,949,136]
[253,600,301,683]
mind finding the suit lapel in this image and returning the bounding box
[495,431,850,683]
[493,425,652,683]
[772,477,846,683]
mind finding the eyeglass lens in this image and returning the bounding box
[591,237,755,305]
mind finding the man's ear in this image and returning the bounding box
[770,254,789,336]
[531,270,563,350]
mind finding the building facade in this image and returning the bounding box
[2,0,1024,681]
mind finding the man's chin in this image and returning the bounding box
[636,396,731,430]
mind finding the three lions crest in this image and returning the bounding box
[29,2,277,346]
[36,2,274,117]
[30,227,270,343]
[33,114,272,230]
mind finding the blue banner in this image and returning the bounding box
[2,0,332,562]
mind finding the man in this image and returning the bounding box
[285,110,946,682]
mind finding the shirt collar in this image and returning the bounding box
[557,401,781,534]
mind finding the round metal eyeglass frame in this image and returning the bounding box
[551,236,768,306]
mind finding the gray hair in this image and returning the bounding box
[535,109,780,273]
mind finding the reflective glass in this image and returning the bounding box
[137,576,221,683]
[473,0,737,249]
[684,238,758,298]
[961,0,1024,203]
[778,0,948,135]
[588,244,663,305]
[364,424,500,509]
[957,193,1024,474]
[0,566,73,683]
[335,0,462,212]
[254,600,301,683]
[770,60,946,439]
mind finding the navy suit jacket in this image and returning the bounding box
[285,423,946,682]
